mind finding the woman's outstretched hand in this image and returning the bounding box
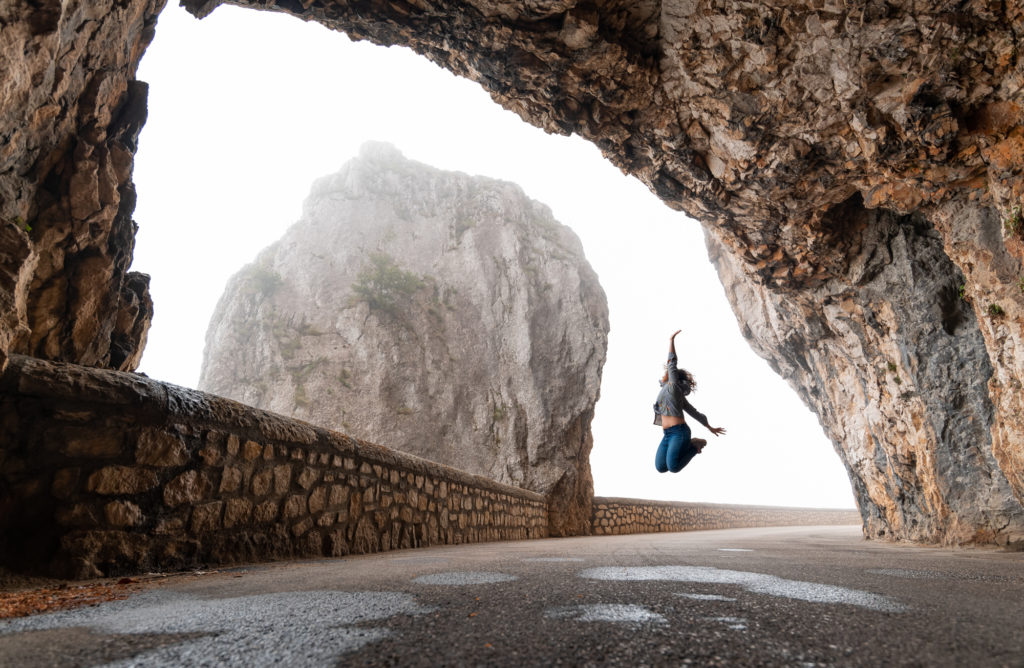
[670,329,682,339]
[708,426,727,437]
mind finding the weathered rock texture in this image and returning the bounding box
[3,0,1024,545]
[0,0,158,373]
[198,143,609,536]
[174,0,1024,546]
[0,354,548,578]
[710,204,1021,544]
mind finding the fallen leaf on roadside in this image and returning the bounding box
[0,581,140,620]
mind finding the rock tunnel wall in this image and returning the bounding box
[0,0,158,373]
[710,197,1022,543]
[1,0,1024,545]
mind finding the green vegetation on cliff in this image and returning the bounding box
[352,252,426,318]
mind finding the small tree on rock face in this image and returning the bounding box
[249,265,284,295]
[352,252,425,319]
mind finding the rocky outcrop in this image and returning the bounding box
[199,143,609,535]
[0,0,158,372]
[2,0,1024,544]
[173,0,1024,546]
[710,203,1020,543]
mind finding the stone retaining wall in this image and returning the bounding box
[0,356,547,578]
[0,355,862,579]
[591,497,860,535]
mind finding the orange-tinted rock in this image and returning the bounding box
[87,466,157,495]
[218,466,242,494]
[190,501,223,533]
[163,470,211,508]
[135,429,188,467]
[104,500,143,527]
[223,497,252,528]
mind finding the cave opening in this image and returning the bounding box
[129,2,855,509]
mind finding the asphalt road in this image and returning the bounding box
[1,526,1022,667]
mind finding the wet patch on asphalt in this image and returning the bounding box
[544,604,667,625]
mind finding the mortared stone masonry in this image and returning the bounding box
[1,355,855,578]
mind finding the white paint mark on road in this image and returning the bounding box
[545,604,666,625]
[718,548,753,552]
[579,566,905,612]
[0,590,430,667]
[705,615,748,630]
[412,571,518,585]
[522,557,585,563]
[676,593,737,602]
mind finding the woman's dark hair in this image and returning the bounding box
[676,368,696,395]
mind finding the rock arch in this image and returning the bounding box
[2,0,1023,543]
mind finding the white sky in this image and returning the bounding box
[133,3,856,509]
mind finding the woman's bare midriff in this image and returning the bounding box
[661,415,686,428]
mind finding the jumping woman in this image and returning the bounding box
[653,329,726,473]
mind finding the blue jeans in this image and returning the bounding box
[655,423,699,473]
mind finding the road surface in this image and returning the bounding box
[1,526,1022,666]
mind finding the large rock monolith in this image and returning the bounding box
[199,143,609,535]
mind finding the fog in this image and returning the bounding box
[132,3,855,509]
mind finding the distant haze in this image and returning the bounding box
[132,3,856,509]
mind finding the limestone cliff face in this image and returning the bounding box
[0,0,158,372]
[199,143,609,535]
[709,206,1019,543]
[178,0,1024,545]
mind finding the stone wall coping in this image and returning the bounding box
[594,496,860,517]
[2,355,546,504]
